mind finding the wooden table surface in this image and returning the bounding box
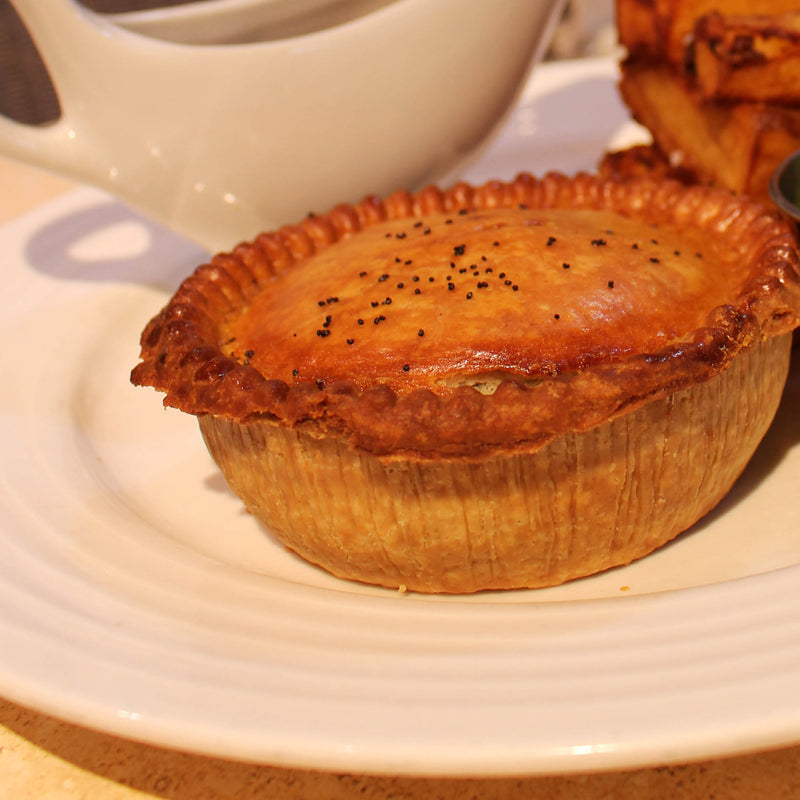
[2,155,800,799]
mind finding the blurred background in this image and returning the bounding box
[0,0,615,125]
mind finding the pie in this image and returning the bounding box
[131,172,800,592]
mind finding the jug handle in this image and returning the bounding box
[0,0,107,182]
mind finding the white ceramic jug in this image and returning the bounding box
[2,0,565,252]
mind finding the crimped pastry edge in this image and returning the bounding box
[131,171,800,459]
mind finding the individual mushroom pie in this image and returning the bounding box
[132,173,800,593]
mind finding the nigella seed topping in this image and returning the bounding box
[448,282,455,290]
[608,280,615,289]
[499,272,506,279]
[650,257,660,264]
[485,267,493,273]
[504,280,512,286]
[359,271,368,277]
[477,281,488,289]
[382,297,392,305]
[371,301,379,308]
[493,241,499,247]
[674,250,681,256]
[428,276,435,282]
[292,368,299,376]
[414,221,423,228]
[244,349,255,359]
[395,257,402,263]
[632,243,639,250]
[412,275,420,282]
[379,273,390,282]
[374,315,386,324]
[459,268,468,274]
[316,329,331,337]
[466,291,473,299]
[396,232,406,239]
[554,313,560,319]
[418,328,425,337]
[458,208,468,215]
[512,285,519,291]
[402,364,410,371]
[317,300,326,307]
[414,288,421,294]
[472,270,480,276]
[454,244,466,256]
[651,238,658,244]
[405,259,412,265]
[562,262,570,269]
[424,228,431,235]
[396,282,404,289]
[481,255,488,261]
[591,238,607,246]
[327,296,339,304]
[357,318,364,325]
[346,338,355,345]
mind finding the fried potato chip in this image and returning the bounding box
[618,60,800,204]
[693,11,800,102]
[616,0,800,66]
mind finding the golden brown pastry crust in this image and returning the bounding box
[131,172,800,460]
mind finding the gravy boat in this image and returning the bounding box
[2,0,565,252]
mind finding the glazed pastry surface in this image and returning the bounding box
[222,208,729,393]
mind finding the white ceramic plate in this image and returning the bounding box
[2,58,800,777]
